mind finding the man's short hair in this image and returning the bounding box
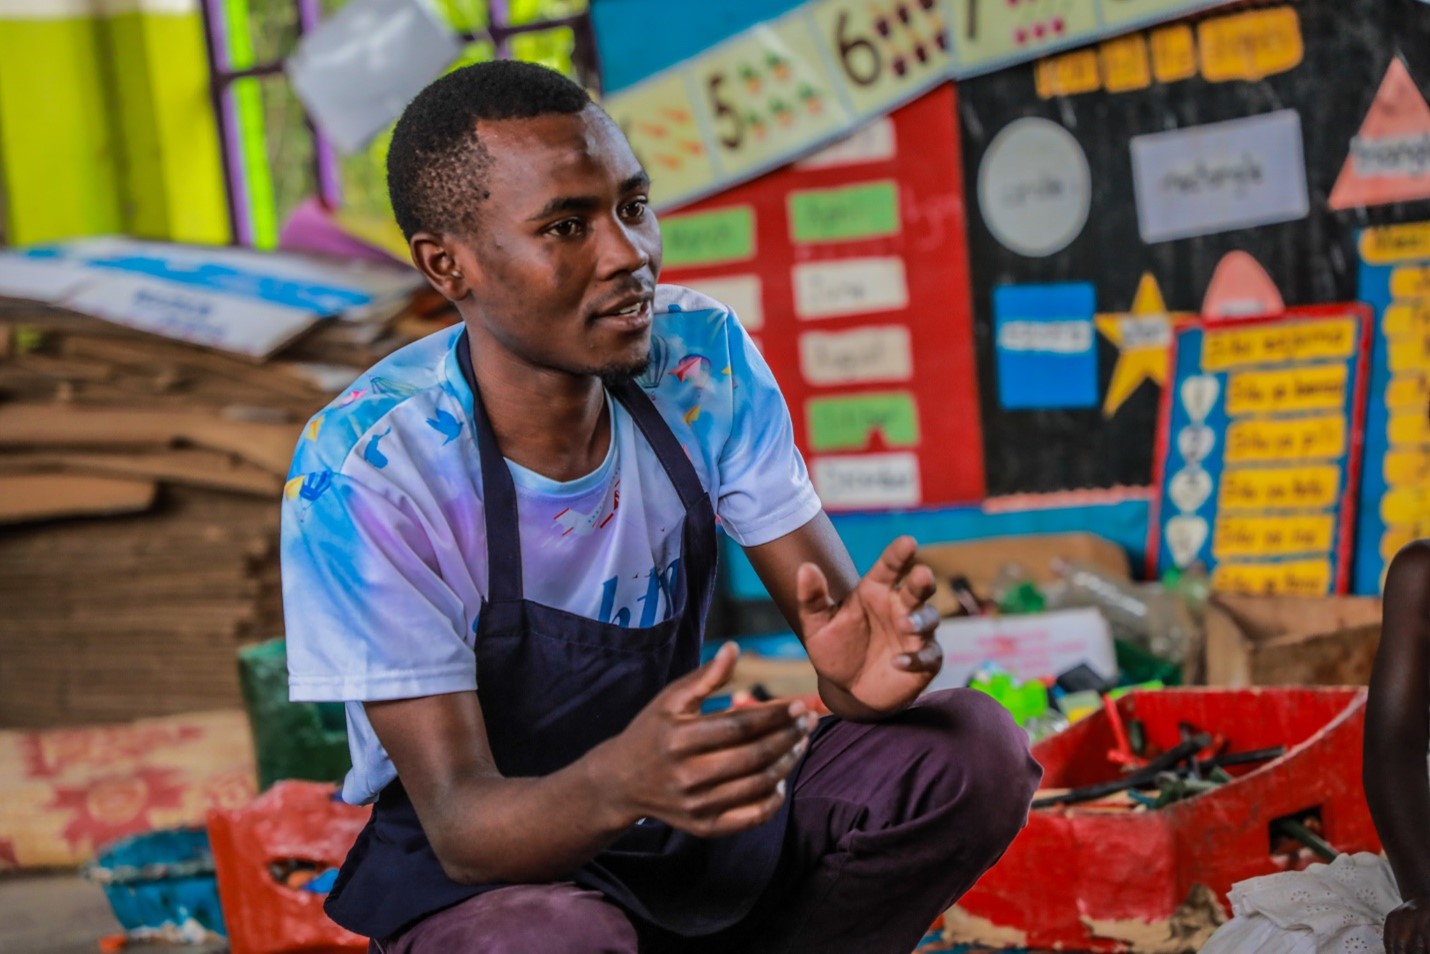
[387,60,593,241]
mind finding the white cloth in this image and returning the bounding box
[1201,853,1400,954]
[280,284,822,804]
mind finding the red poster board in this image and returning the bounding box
[659,85,984,510]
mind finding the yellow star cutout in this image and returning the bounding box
[1094,273,1192,417]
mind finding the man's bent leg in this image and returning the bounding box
[373,882,640,954]
[741,688,1042,954]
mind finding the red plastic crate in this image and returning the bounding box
[208,780,370,954]
[952,687,1379,952]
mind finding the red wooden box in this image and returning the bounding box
[950,687,1379,952]
[208,780,369,954]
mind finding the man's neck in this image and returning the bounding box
[466,333,610,484]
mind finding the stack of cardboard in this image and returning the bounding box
[0,295,455,728]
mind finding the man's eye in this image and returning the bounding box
[549,219,584,237]
[622,200,649,220]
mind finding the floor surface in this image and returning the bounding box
[0,872,225,954]
[0,871,1068,954]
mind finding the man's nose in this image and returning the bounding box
[597,219,652,278]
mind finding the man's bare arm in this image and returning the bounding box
[1366,540,1430,901]
[743,513,942,721]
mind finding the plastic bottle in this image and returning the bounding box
[989,562,1047,615]
[1164,561,1212,625]
[1049,558,1194,664]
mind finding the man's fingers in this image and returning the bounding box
[669,699,810,757]
[900,603,942,636]
[674,711,813,786]
[895,640,944,674]
[665,642,739,713]
[865,535,918,588]
[896,564,937,612]
[683,750,801,818]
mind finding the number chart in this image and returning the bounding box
[606,71,717,210]
[603,0,1234,209]
[1150,307,1371,596]
[811,0,953,115]
[692,22,854,180]
[658,87,986,511]
[949,0,1097,73]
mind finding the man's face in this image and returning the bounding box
[448,105,662,380]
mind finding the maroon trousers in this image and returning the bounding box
[372,688,1042,954]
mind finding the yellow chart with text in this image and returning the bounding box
[1157,310,1369,595]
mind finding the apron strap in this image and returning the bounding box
[455,331,710,605]
[606,378,708,515]
[456,331,524,603]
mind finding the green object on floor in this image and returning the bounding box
[237,639,351,791]
[995,580,1047,616]
[1114,638,1182,686]
[969,669,1049,727]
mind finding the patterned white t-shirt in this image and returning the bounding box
[281,284,821,804]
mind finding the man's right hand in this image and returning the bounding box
[587,642,817,838]
[1385,896,1430,954]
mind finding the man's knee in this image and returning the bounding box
[907,689,1042,849]
[397,883,638,954]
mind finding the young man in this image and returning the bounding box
[281,60,1039,953]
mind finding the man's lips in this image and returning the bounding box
[592,297,653,331]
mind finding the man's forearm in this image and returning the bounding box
[424,752,632,885]
[1365,731,1430,900]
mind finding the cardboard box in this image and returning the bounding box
[1203,593,1382,687]
[916,532,1130,618]
[926,607,1118,691]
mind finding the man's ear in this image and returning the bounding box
[410,232,474,303]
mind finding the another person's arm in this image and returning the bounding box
[365,643,815,885]
[1365,540,1430,954]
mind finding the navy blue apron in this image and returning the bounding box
[324,333,792,942]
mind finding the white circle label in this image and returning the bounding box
[977,117,1091,258]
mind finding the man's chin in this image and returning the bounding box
[597,352,652,387]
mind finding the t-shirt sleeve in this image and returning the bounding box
[281,472,476,703]
[715,314,822,547]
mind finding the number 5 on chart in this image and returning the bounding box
[693,23,852,178]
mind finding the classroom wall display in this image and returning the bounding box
[1129,109,1310,244]
[1330,58,1430,211]
[1150,306,1372,596]
[602,0,1239,209]
[1352,222,1430,593]
[658,87,985,510]
[957,0,1430,497]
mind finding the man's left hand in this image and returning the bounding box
[796,535,942,716]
